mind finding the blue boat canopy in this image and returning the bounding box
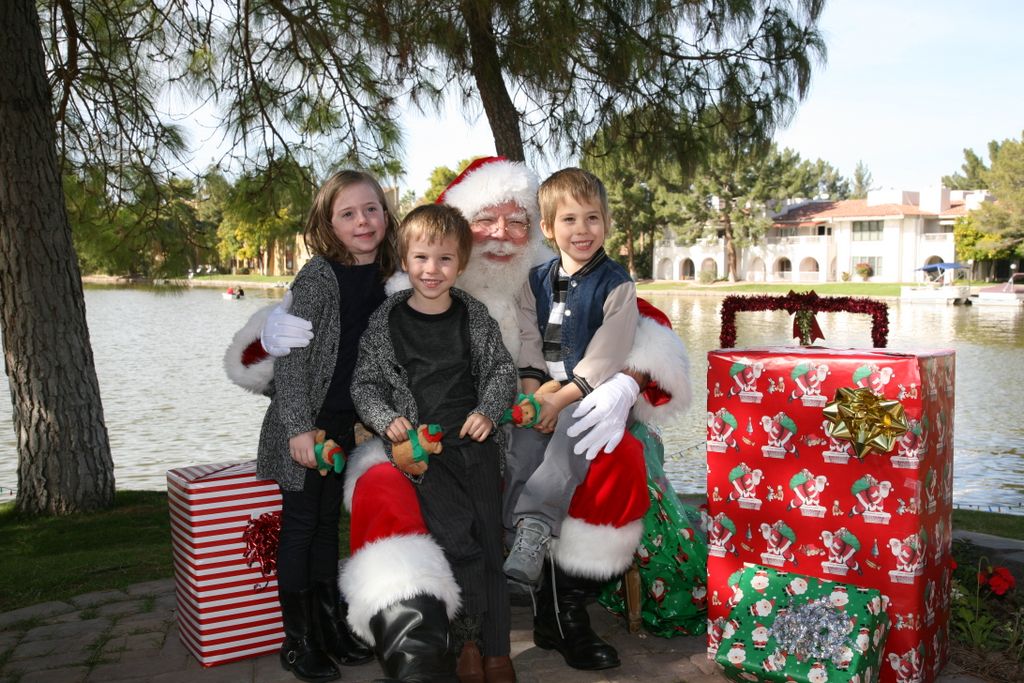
[917,262,968,271]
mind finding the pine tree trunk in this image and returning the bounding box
[722,210,738,282]
[461,2,525,161]
[0,0,115,514]
[625,224,636,279]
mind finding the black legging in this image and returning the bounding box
[275,410,355,592]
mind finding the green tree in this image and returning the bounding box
[674,138,818,281]
[799,158,850,199]
[196,169,232,234]
[973,133,1024,258]
[217,158,315,274]
[851,160,874,199]
[3,0,827,514]
[1,1,115,514]
[359,1,826,165]
[71,171,216,277]
[422,158,479,204]
[943,145,998,190]
[583,131,685,278]
[954,214,1008,263]
[397,189,420,218]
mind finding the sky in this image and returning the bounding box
[391,1,1024,197]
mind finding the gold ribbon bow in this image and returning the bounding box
[822,387,909,459]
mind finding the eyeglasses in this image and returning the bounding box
[472,215,530,238]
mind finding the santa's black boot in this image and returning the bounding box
[278,589,341,682]
[368,594,458,683]
[532,565,620,671]
[312,579,374,666]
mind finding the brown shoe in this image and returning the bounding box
[457,641,485,683]
[483,655,516,683]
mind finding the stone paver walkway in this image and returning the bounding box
[3,527,1014,682]
[0,584,988,683]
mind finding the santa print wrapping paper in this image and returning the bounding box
[705,347,955,683]
[712,565,890,683]
[167,461,284,666]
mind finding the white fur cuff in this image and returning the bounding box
[223,305,275,394]
[550,517,643,581]
[627,315,692,425]
[343,439,390,512]
[339,534,461,644]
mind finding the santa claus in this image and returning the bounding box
[225,157,692,681]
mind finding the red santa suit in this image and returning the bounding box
[224,156,692,671]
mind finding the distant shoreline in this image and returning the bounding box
[84,275,977,300]
[82,274,287,290]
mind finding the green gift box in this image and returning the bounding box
[713,565,890,683]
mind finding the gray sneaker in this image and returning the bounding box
[503,517,551,584]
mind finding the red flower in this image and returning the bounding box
[988,566,1016,596]
[978,570,988,586]
[950,558,957,570]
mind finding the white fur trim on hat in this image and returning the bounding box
[550,517,643,581]
[343,438,390,513]
[339,534,462,644]
[440,157,541,239]
[627,314,692,425]
[223,305,275,395]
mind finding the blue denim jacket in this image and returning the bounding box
[525,249,632,388]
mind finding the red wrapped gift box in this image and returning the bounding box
[167,461,284,666]
[705,347,955,683]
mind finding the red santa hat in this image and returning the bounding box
[436,156,542,243]
[627,297,692,425]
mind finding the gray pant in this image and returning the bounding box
[503,401,589,537]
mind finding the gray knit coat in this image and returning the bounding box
[350,287,517,481]
[257,256,352,491]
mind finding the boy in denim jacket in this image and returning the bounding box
[503,168,638,584]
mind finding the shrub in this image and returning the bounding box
[854,262,873,279]
[841,271,852,282]
[698,269,716,284]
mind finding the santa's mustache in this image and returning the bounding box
[476,242,525,259]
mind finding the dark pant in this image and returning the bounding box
[276,410,354,592]
[415,439,510,656]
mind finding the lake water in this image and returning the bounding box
[1,287,1022,511]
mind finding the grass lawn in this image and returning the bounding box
[637,281,906,297]
[0,491,173,613]
[1,490,1020,615]
[952,508,1024,540]
[0,491,350,614]
[637,279,992,298]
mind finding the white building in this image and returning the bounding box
[653,188,991,283]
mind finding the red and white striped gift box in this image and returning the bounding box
[167,461,284,667]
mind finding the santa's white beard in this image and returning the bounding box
[457,240,543,360]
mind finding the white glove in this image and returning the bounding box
[566,372,641,460]
[260,290,314,357]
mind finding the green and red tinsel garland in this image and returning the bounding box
[719,291,889,348]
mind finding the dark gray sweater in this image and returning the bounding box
[350,288,517,480]
[256,256,356,491]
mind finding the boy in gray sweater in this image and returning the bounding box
[350,203,518,680]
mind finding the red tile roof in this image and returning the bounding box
[939,201,968,218]
[773,199,934,225]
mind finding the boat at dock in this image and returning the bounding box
[900,283,972,305]
[974,273,1024,306]
[900,262,971,304]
